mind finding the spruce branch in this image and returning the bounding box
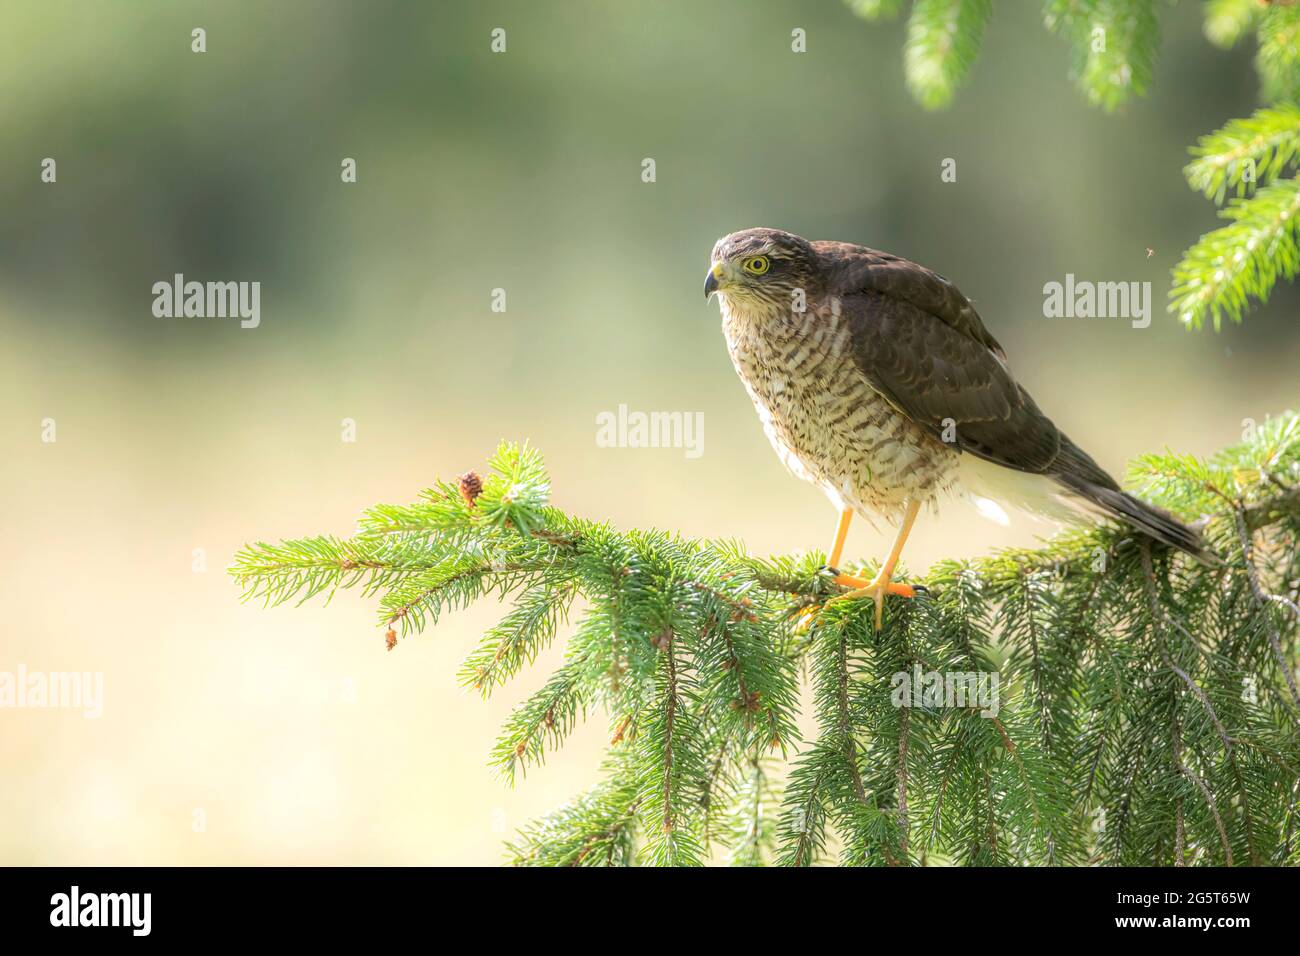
[1044,0,1161,113]
[232,412,1300,865]
[1203,0,1264,49]
[1185,105,1300,204]
[1234,506,1300,711]
[845,0,907,19]
[903,0,993,110]
[1257,3,1300,104]
[1169,177,1300,329]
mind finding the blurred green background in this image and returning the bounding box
[1,1,1296,864]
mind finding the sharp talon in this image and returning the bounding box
[825,572,919,630]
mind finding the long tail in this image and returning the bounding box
[1051,438,1215,563]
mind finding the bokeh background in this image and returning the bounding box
[1,1,1296,864]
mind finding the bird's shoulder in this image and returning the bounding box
[810,242,1066,474]
[810,240,1005,360]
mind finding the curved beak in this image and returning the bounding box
[704,261,723,300]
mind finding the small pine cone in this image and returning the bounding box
[385,628,397,651]
[457,471,483,508]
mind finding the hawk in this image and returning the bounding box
[704,227,1207,628]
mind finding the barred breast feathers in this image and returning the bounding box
[720,297,960,526]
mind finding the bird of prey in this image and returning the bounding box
[704,227,1207,628]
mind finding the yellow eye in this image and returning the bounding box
[742,256,770,275]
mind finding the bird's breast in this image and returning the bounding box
[720,297,957,522]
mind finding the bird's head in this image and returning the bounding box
[705,228,818,310]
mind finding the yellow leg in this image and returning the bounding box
[829,499,923,630]
[826,508,853,569]
[795,510,855,634]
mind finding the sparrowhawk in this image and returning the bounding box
[704,227,1207,628]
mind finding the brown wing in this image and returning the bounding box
[814,241,1006,359]
[812,241,1212,558]
[815,242,1066,475]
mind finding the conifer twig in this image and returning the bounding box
[231,417,1300,866]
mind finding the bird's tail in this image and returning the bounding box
[1051,438,1216,564]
